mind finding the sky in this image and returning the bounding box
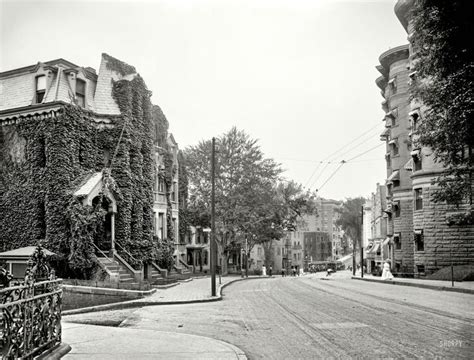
[0,0,407,201]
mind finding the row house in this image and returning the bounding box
[0,54,182,282]
[153,134,184,267]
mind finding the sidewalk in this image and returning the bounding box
[351,272,474,294]
[63,275,250,315]
[62,322,247,359]
[62,275,257,359]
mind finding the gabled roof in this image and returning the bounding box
[74,172,103,197]
[0,246,56,258]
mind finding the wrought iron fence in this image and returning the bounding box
[0,278,62,359]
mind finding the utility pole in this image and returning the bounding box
[360,205,364,278]
[210,137,216,296]
[245,237,249,277]
[352,238,356,276]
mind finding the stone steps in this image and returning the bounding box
[97,257,136,283]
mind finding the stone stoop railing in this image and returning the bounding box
[150,262,168,279]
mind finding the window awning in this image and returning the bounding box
[382,237,391,246]
[370,243,381,254]
[388,78,395,85]
[411,149,421,157]
[404,158,414,171]
[389,139,397,145]
[387,170,400,182]
[380,128,390,138]
[414,229,423,235]
[409,109,420,119]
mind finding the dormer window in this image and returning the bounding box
[36,75,46,103]
[76,79,86,108]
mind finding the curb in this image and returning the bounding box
[37,343,71,359]
[63,276,267,315]
[351,276,474,294]
[153,282,180,289]
[63,284,157,297]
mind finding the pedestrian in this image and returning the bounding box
[281,269,285,277]
[292,266,296,277]
[262,264,266,276]
[381,261,393,280]
[269,266,273,277]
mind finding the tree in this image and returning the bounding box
[183,128,316,269]
[410,0,474,205]
[184,128,281,248]
[336,197,365,250]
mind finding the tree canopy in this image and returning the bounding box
[183,127,316,253]
[336,197,365,247]
[410,0,474,204]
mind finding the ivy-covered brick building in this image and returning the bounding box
[0,54,179,279]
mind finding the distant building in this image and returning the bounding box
[364,184,389,274]
[301,197,343,260]
[303,232,332,263]
[185,226,210,273]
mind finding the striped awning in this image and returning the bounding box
[404,158,414,171]
[380,128,390,138]
[387,170,400,182]
[411,149,421,157]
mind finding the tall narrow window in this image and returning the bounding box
[394,201,400,218]
[394,235,401,250]
[415,231,424,251]
[36,75,46,103]
[76,79,86,108]
[414,188,423,210]
[158,213,164,240]
[414,156,422,171]
[158,177,165,193]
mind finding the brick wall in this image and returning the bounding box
[393,196,414,273]
[413,184,474,276]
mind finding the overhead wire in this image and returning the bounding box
[304,122,381,188]
[317,161,346,192]
[314,143,385,192]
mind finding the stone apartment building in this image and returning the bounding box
[377,42,413,274]
[0,54,183,281]
[375,1,474,276]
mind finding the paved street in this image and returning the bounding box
[64,272,473,359]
